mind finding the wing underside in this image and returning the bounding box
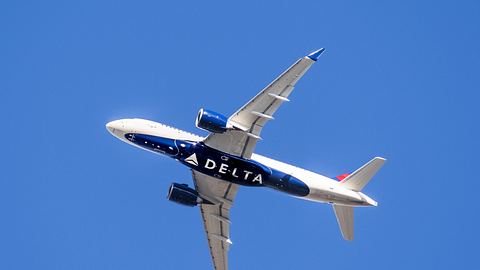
[191,49,325,269]
[204,49,324,158]
[192,171,239,270]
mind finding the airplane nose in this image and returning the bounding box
[106,121,115,134]
[106,120,123,135]
[106,122,113,133]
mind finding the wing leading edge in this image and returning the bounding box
[204,48,325,158]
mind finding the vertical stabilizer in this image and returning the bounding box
[333,205,354,240]
[340,157,386,191]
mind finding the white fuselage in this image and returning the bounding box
[106,118,377,207]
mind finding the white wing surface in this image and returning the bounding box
[204,49,325,158]
[192,170,239,270]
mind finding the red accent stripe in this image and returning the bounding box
[335,173,350,181]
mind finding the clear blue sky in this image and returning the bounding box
[1,1,479,269]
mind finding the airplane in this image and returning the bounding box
[106,48,386,270]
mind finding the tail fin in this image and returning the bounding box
[340,157,386,191]
[333,205,354,240]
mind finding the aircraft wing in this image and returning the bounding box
[203,48,325,158]
[192,170,239,270]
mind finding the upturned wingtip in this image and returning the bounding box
[307,48,325,61]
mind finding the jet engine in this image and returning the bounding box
[195,108,230,133]
[167,183,211,207]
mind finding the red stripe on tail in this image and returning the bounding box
[336,173,350,181]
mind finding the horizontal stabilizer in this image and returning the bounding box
[341,157,386,191]
[333,204,354,240]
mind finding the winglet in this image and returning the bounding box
[307,48,325,61]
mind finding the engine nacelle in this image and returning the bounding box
[167,183,205,207]
[195,108,230,133]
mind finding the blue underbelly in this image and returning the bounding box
[127,133,309,196]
